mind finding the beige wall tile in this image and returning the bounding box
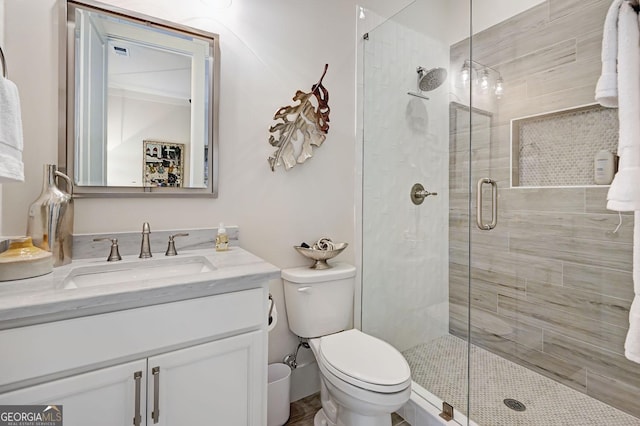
[509,234,632,270]
[586,370,640,418]
[471,5,551,67]
[549,0,605,22]
[500,187,585,212]
[577,29,604,59]
[586,187,635,215]
[471,1,608,72]
[526,56,600,98]
[503,211,633,244]
[495,84,597,126]
[497,39,577,82]
[562,262,634,300]
[468,306,543,351]
[498,294,628,349]
[526,280,631,326]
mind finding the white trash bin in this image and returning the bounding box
[267,363,291,426]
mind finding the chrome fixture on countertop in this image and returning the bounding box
[139,222,152,258]
[93,237,122,262]
[165,233,189,256]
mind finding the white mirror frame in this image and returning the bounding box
[59,0,220,197]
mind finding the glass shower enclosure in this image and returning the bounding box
[359,0,640,425]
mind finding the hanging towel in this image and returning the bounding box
[0,75,24,183]
[596,0,623,107]
[607,3,640,212]
[608,3,640,364]
[626,211,640,363]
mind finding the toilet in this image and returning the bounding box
[282,263,411,426]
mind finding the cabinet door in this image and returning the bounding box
[0,359,147,426]
[148,331,265,426]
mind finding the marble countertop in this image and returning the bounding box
[0,247,280,330]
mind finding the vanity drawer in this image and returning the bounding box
[0,288,265,389]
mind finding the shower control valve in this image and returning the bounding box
[410,183,438,205]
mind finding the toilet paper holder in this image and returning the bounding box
[268,294,275,326]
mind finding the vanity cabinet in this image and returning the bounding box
[0,287,268,426]
[0,359,147,425]
[148,331,262,425]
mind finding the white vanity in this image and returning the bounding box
[0,247,279,426]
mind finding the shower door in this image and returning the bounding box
[362,1,640,425]
[463,1,640,424]
[360,0,474,423]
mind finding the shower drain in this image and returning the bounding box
[503,398,526,412]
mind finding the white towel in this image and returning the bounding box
[609,4,640,364]
[607,3,640,212]
[596,0,623,107]
[625,211,640,363]
[0,75,24,183]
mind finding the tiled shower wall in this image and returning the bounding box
[449,0,640,417]
[362,11,450,352]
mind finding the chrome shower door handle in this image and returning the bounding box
[476,178,498,230]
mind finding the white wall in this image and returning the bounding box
[2,0,59,240]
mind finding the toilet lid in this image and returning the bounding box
[318,329,411,391]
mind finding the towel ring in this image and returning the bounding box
[0,46,6,78]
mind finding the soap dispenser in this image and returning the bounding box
[594,149,615,185]
[215,223,229,252]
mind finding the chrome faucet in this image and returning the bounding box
[93,237,122,262]
[139,222,152,258]
[165,233,189,256]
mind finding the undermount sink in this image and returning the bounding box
[62,256,216,290]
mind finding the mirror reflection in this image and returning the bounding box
[63,0,218,196]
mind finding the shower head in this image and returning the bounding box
[417,66,447,91]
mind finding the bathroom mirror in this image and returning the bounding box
[59,0,219,197]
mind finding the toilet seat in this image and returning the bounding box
[314,329,411,393]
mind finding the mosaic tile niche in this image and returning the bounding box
[512,104,619,187]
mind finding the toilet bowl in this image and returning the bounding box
[310,329,411,426]
[281,264,411,426]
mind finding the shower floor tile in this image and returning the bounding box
[403,335,640,426]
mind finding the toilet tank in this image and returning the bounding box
[282,263,356,338]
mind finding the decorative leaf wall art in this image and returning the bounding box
[268,64,331,171]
